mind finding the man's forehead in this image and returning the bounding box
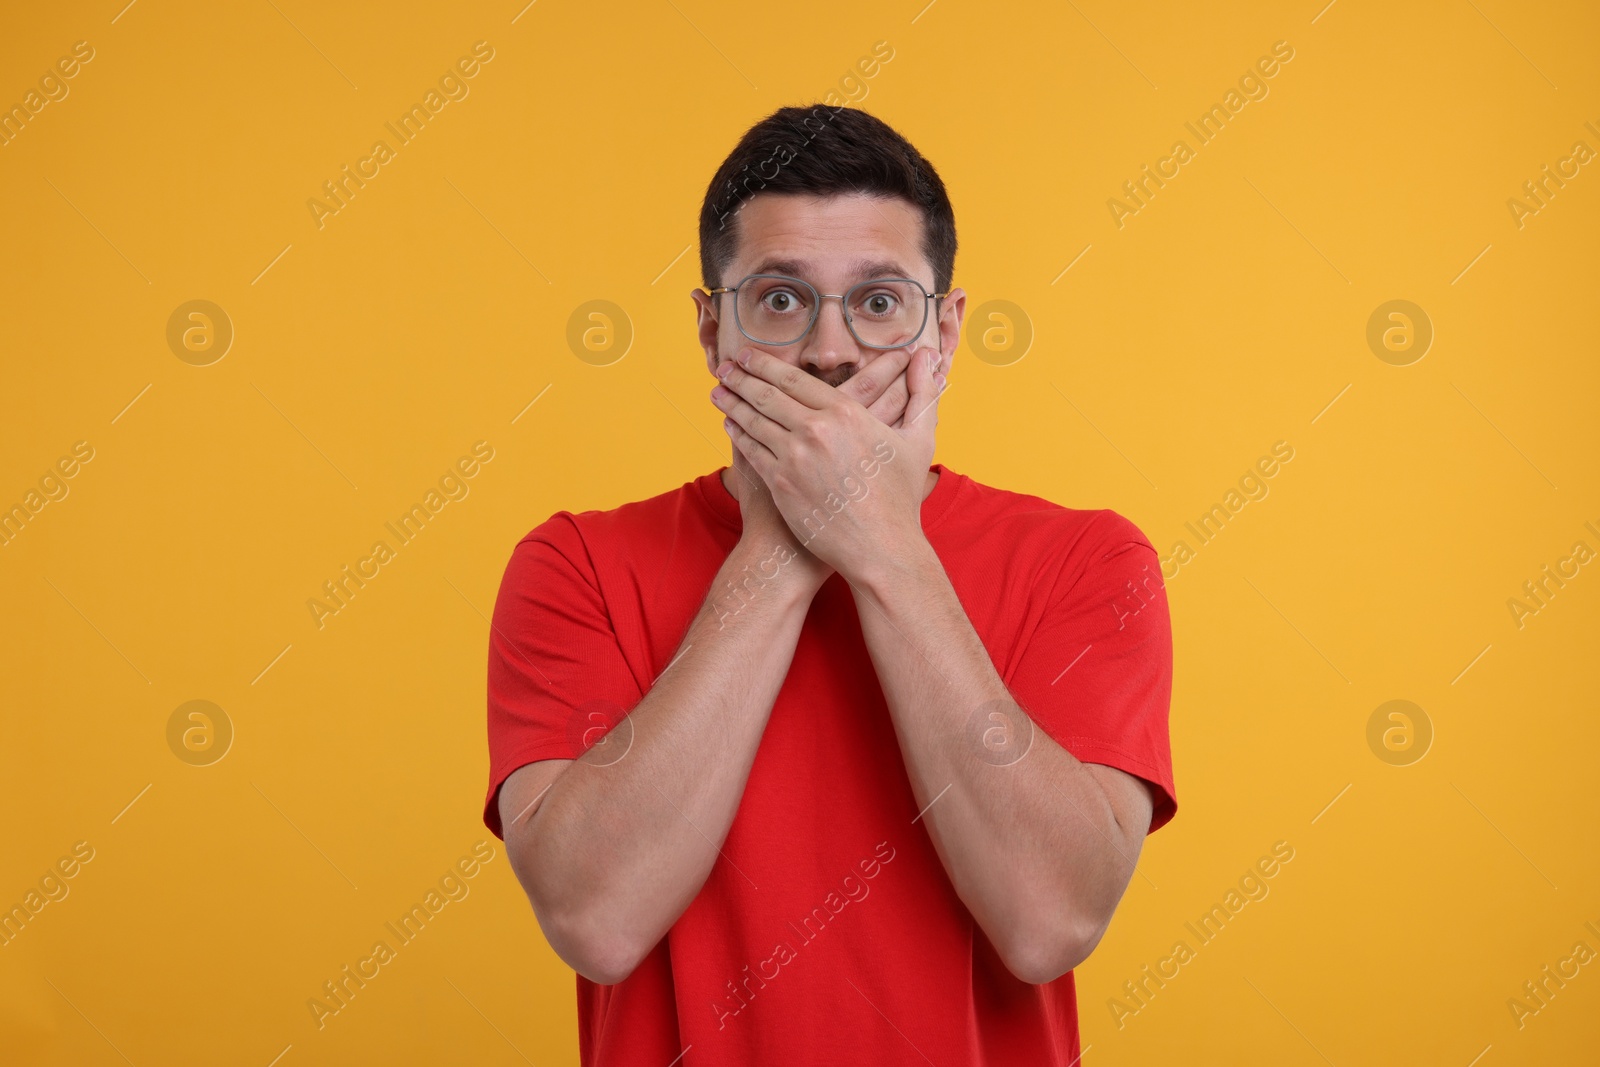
[746,255,917,282]
[731,193,928,282]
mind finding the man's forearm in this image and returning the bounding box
[517,538,820,982]
[849,542,1145,982]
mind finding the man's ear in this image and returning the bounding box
[691,288,723,375]
[934,287,966,377]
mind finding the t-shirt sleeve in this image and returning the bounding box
[1008,510,1177,833]
[482,514,644,839]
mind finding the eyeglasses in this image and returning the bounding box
[703,274,950,350]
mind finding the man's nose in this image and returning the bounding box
[799,296,861,379]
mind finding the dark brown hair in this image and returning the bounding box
[698,105,957,294]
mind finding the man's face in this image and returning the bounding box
[693,192,965,391]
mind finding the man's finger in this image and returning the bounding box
[724,413,780,483]
[716,379,791,454]
[835,346,912,410]
[866,372,910,426]
[734,349,836,411]
[902,347,945,443]
[718,349,811,430]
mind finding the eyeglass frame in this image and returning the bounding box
[702,273,952,351]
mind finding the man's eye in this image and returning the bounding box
[763,290,803,312]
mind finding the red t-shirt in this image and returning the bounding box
[483,463,1176,1066]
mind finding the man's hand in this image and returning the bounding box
[711,344,947,588]
[723,443,835,595]
[714,345,921,594]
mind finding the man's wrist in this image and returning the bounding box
[848,534,942,608]
[719,535,824,614]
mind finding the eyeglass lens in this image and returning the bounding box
[735,275,926,348]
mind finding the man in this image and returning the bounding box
[483,105,1176,1065]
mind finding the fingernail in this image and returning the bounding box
[716,362,732,379]
[737,349,752,365]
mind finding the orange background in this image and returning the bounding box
[1,1,1596,1064]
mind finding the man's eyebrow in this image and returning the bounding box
[747,257,916,283]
